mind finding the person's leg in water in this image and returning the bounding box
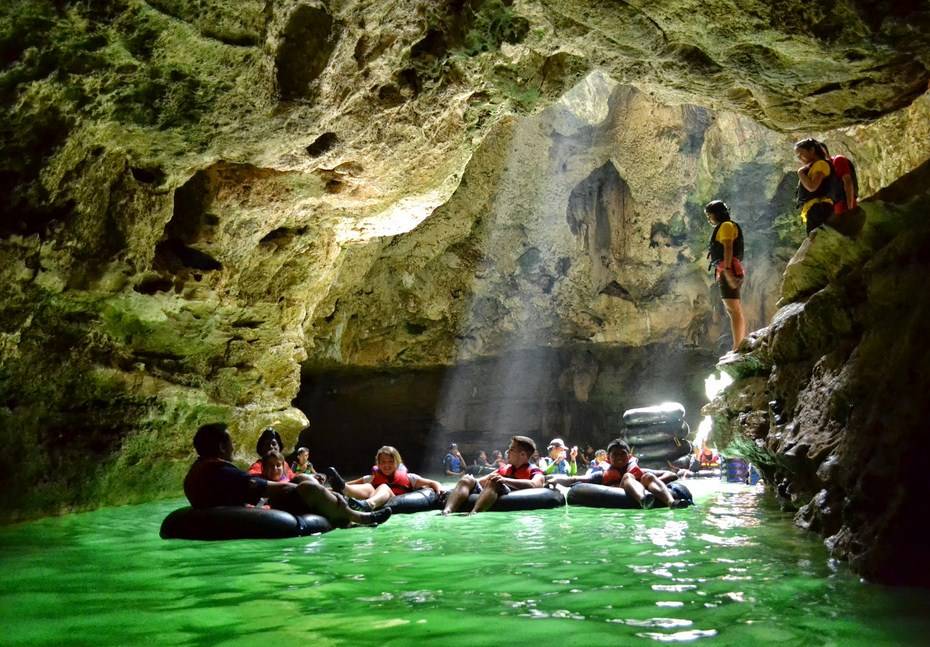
[470,481,505,514]
[441,474,477,515]
[620,472,653,508]
[641,472,683,508]
[272,479,390,526]
[722,297,745,351]
[357,483,394,511]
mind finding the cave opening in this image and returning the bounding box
[293,344,716,476]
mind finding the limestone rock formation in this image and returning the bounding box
[705,161,930,586]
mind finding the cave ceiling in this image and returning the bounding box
[1,0,929,394]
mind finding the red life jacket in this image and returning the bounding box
[498,463,542,481]
[371,466,414,496]
[601,458,644,486]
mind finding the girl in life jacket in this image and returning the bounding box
[705,200,746,351]
[338,446,443,512]
[548,439,686,509]
[794,138,834,235]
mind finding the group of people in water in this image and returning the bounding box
[442,439,609,478]
[707,138,858,351]
[183,424,695,529]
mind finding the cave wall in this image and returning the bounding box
[304,80,805,367]
[704,161,930,586]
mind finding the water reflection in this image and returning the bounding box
[2,487,929,646]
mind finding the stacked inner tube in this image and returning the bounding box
[622,402,692,469]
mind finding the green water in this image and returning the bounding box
[2,482,928,646]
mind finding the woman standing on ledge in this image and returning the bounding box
[705,200,745,351]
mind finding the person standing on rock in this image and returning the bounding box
[704,200,746,351]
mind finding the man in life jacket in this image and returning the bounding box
[704,200,746,351]
[442,442,468,477]
[547,438,686,508]
[184,423,392,526]
[441,435,545,515]
[794,138,834,235]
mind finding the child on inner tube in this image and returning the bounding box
[324,446,443,512]
[548,438,687,509]
[440,435,545,515]
[247,427,296,481]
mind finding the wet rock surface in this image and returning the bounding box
[704,161,930,586]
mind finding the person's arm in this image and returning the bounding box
[490,470,545,490]
[346,474,372,485]
[259,479,296,498]
[645,468,678,484]
[476,471,496,488]
[410,473,443,494]
[547,472,594,487]
[842,174,856,209]
[568,447,578,476]
[798,163,826,191]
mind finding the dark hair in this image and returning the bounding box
[794,137,827,160]
[255,427,285,456]
[511,435,537,455]
[704,200,730,222]
[260,450,285,466]
[296,446,309,455]
[606,438,631,455]
[193,423,229,458]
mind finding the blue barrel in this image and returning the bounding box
[723,457,749,483]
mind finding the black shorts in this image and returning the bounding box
[806,201,833,234]
[719,277,740,300]
[269,486,312,515]
[472,482,511,496]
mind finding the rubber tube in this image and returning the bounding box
[566,482,693,509]
[160,506,333,540]
[622,402,686,426]
[633,439,693,462]
[386,488,440,514]
[625,421,690,445]
[464,487,565,511]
